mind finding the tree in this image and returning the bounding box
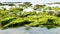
[19,2,32,9]
[8,3,15,6]
[33,4,45,10]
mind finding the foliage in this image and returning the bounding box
[0,3,60,29]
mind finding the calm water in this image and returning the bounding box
[0,27,60,34]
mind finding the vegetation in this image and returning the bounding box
[0,2,60,30]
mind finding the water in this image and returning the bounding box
[0,27,60,34]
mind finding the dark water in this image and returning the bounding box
[0,27,60,34]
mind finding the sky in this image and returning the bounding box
[0,0,60,3]
[0,0,60,4]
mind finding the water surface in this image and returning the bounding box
[0,27,60,34]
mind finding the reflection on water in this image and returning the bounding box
[0,27,60,34]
